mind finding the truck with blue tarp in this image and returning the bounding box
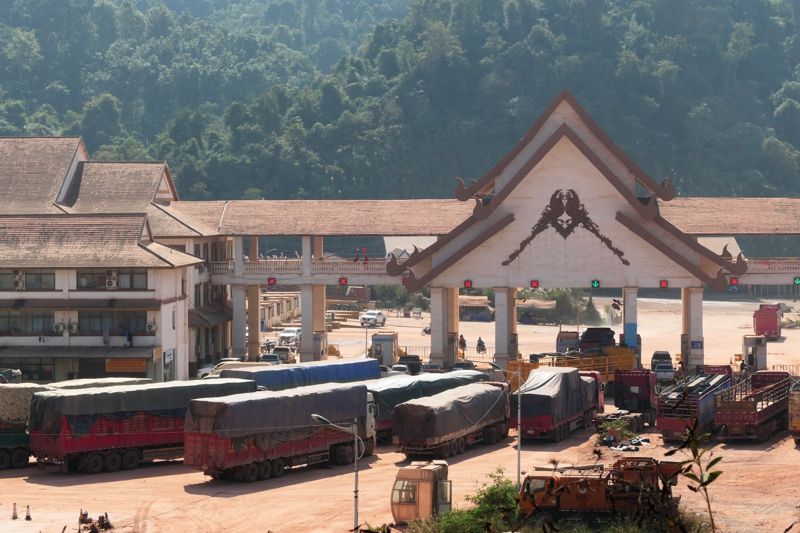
[218,357,380,390]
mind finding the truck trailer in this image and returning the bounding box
[512,368,603,442]
[715,371,792,442]
[753,304,782,339]
[657,365,733,442]
[183,382,374,482]
[28,378,255,473]
[218,357,380,390]
[786,378,800,445]
[594,369,658,431]
[393,382,510,459]
[0,377,151,470]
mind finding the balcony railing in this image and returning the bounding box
[745,258,800,273]
[210,259,390,275]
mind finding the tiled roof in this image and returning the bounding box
[158,201,224,236]
[0,215,201,268]
[147,204,202,237]
[0,137,82,214]
[60,161,166,214]
[660,198,800,235]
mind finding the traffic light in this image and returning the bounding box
[591,279,600,289]
[338,277,348,286]
[463,279,473,289]
[267,277,277,286]
[659,280,669,289]
[729,277,739,287]
[794,276,800,286]
[530,280,540,289]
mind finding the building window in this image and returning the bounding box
[0,311,54,335]
[24,270,55,290]
[117,270,148,290]
[194,284,202,307]
[0,270,13,290]
[77,270,147,290]
[77,311,148,335]
[0,357,53,381]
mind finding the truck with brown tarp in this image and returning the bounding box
[715,370,792,442]
[392,382,509,459]
[511,368,603,442]
[183,382,374,482]
[28,379,255,473]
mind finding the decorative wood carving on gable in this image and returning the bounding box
[502,189,629,267]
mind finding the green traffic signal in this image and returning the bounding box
[591,280,600,289]
[794,277,800,286]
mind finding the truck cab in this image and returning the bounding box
[391,461,451,524]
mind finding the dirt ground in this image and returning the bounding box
[0,296,798,533]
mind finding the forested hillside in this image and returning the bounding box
[2,0,800,202]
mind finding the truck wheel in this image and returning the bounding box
[449,440,459,456]
[272,458,286,478]
[103,452,122,473]
[337,445,355,465]
[10,448,29,468]
[499,422,510,438]
[484,426,498,445]
[457,437,466,454]
[258,461,272,480]
[83,453,104,475]
[363,437,375,457]
[549,426,560,442]
[435,444,449,459]
[121,450,140,470]
[242,463,259,483]
[0,450,11,470]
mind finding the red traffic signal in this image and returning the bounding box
[729,277,739,286]
[530,280,540,289]
[463,279,473,289]
[267,277,277,286]
[659,279,668,289]
[339,277,348,286]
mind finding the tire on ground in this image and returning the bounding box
[121,449,139,470]
[83,453,104,475]
[449,439,458,456]
[104,452,122,473]
[457,437,466,454]
[242,462,259,482]
[0,450,11,470]
[10,448,29,468]
[272,458,286,478]
[258,460,272,480]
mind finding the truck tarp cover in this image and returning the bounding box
[364,370,488,421]
[514,368,590,423]
[0,384,51,424]
[219,358,380,390]
[392,383,506,446]
[48,377,152,389]
[185,382,368,438]
[28,379,256,435]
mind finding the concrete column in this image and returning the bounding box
[231,285,246,357]
[312,284,326,360]
[429,287,447,367]
[246,285,260,360]
[622,287,639,366]
[302,236,312,276]
[300,285,314,362]
[681,287,704,368]
[233,237,244,275]
[313,236,324,261]
[494,288,514,368]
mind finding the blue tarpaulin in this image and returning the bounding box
[219,358,380,390]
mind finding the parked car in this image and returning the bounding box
[452,360,477,370]
[196,357,243,379]
[391,364,411,374]
[397,355,423,375]
[360,310,387,327]
[421,362,444,373]
[650,351,672,370]
[271,346,295,363]
[654,363,675,383]
[258,354,282,365]
[278,327,301,346]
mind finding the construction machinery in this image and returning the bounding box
[715,371,792,442]
[657,365,733,442]
[517,457,682,517]
[391,461,452,524]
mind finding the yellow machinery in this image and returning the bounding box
[508,348,637,390]
[391,461,452,524]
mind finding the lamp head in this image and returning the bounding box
[311,413,332,425]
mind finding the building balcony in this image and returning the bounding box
[211,259,391,275]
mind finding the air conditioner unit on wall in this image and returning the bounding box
[53,322,65,335]
[12,270,25,291]
[105,270,117,290]
[68,322,78,335]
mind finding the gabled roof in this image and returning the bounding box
[0,137,86,214]
[59,161,169,214]
[454,90,675,202]
[0,214,201,268]
[661,198,800,235]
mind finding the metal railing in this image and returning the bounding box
[745,258,800,273]
[772,364,800,376]
[209,259,389,275]
[245,260,301,274]
[312,260,389,274]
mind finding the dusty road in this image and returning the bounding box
[0,296,798,533]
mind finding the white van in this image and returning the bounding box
[278,327,301,346]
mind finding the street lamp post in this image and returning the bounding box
[364,323,369,357]
[312,414,363,532]
[490,361,522,489]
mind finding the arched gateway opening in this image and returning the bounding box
[392,91,744,369]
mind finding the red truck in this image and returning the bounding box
[512,368,603,442]
[657,365,733,442]
[183,382,375,482]
[28,379,255,473]
[753,304,782,339]
[715,371,792,442]
[594,369,658,432]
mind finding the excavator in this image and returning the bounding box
[517,457,683,517]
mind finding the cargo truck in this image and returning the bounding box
[753,304,781,339]
[393,382,510,459]
[360,370,488,440]
[593,369,658,431]
[0,378,151,471]
[218,357,380,389]
[715,371,792,442]
[28,378,255,473]
[507,348,636,391]
[785,378,799,445]
[512,368,603,442]
[657,365,733,442]
[183,382,375,482]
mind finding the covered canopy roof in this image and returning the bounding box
[659,198,800,235]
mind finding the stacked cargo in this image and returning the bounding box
[512,368,603,442]
[392,382,509,459]
[657,365,733,442]
[29,378,255,473]
[219,358,380,390]
[715,371,792,442]
[184,382,373,482]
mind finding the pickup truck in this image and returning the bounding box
[360,310,387,327]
